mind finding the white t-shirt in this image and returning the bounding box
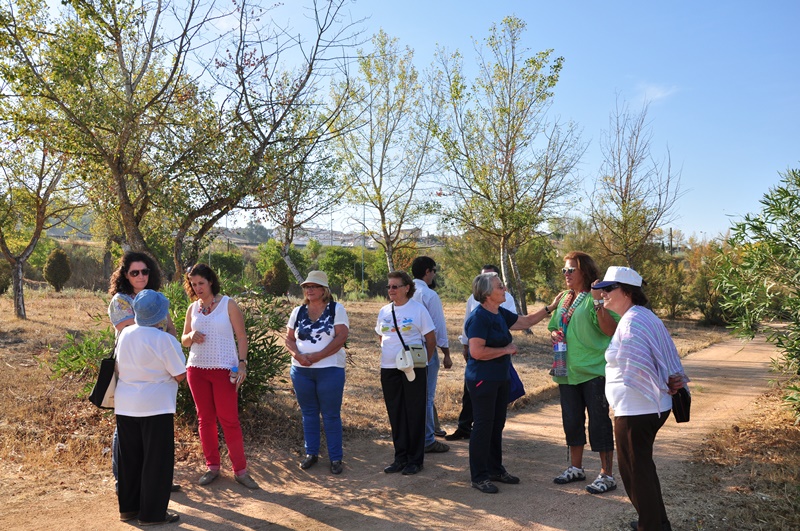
[375,299,435,368]
[287,302,350,369]
[412,279,449,349]
[186,296,238,370]
[115,325,186,417]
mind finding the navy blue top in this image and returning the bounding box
[293,301,336,344]
[464,305,518,382]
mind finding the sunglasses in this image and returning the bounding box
[561,267,577,274]
[387,284,405,290]
[303,284,323,290]
[128,268,150,278]
[599,283,620,293]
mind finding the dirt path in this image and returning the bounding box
[3,337,777,530]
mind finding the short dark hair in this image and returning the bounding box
[108,252,162,296]
[184,263,221,300]
[411,256,436,280]
[388,270,416,298]
[481,264,500,274]
[619,284,649,307]
[563,251,601,291]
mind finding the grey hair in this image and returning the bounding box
[473,272,499,303]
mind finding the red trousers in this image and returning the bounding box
[187,367,247,475]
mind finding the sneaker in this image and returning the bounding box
[489,471,520,484]
[434,429,446,437]
[424,441,450,453]
[198,470,219,486]
[471,479,499,494]
[585,473,617,494]
[553,465,586,484]
[235,473,260,490]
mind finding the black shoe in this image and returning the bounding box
[434,429,446,437]
[300,454,319,470]
[489,471,520,484]
[401,463,423,475]
[384,461,406,473]
[424,441,450,453]
[444,429,471,441]
[170,483,181,492]
[471,479,499,493]
[330,460,343,475]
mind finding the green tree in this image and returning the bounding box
[333,30,440,272]
[43,247,71,292]
[715,168,800,416]
[433,16,584,314]
[0,135,83,318]
[318,247,359,294]
[590,97,684,269]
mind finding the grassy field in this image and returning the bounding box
[1,288,798,528]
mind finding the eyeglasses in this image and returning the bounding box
[561,267,577,275]
[303,285,323,290]
[387,284,405,290]
[599,284,620,293]
[128,268,150,278]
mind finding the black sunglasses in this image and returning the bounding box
[599,283,620,293]
[128,268,150,278]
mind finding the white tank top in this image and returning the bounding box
[186,296,239,369]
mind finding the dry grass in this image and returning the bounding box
[675,390,800,530]
[2,289,797,528]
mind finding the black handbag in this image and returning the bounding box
[88,339,118,409]
[671,386,691,423]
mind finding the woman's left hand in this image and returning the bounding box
[667,374,685,395]
[235,365,247,391]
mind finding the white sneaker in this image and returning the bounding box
[553,465,586,484]
[585,473,617,494]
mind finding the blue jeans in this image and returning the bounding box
[291,366,345,461]
[424,351,440,446]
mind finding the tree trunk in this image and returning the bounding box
[12,260,26,319]
[385,241,395,273]
[283,254,304,283]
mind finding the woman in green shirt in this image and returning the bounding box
[548,251,619,495]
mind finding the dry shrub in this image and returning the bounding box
[684,390,800,530]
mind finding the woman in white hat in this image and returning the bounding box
[285,270,350,474]
[375,270,436,476]
[595,266,688,531]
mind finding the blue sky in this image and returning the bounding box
[312,0,799,240]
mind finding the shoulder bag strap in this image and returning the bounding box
[390,303,409,351]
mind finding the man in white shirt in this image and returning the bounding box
[411,256,452,453]
[445,265,517,441]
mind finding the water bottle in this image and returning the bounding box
[550,331,567,377]
[229,365,238,384]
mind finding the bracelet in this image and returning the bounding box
[544,305,551,315]
[593,299,604,310]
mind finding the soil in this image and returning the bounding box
[0,336,776,531]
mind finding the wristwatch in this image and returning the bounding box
[239,358,248,365]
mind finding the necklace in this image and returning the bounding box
[199,295,217,315]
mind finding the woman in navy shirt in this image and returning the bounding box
[465,273,557,493]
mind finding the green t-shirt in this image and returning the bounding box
[547,292,619,385]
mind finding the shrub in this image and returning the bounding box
[262,259,290,296]
[51,325,116,397]
[0,261,11,295]
[43,247,71,292]
[210,251,245,280]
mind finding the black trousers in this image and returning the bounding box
[455,379,474,433]
[116,413,175,522]
[615,412,671,531]
[467,379,509,483]
[381,368,427,466]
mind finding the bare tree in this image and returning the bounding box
[590,97,683,268]
[332,29,440,272]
